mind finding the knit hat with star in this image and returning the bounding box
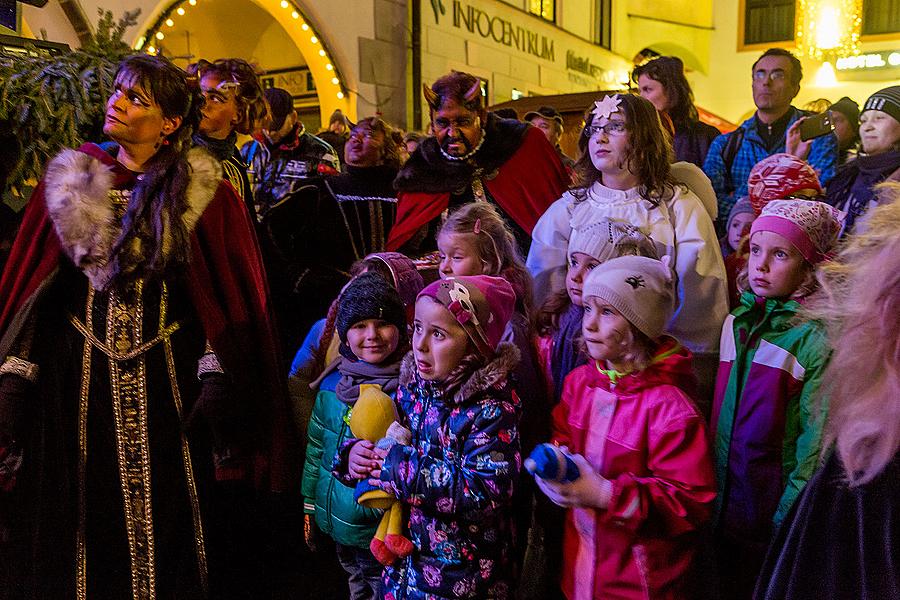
[747,153,823,214]
[750,199,841,264]
[568,219,659,263]
[417,275,515,359]
[336,272,407,346]
[582,255,675,340]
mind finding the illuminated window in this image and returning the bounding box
[594,0,612,49]
[862,0,900,34]
[529,0,555,22]
[743,0,795,44]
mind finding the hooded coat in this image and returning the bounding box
[378,345,521,600]
[552,339,715,600]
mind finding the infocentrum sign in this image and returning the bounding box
[432,0,555,61]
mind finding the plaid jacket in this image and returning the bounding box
[703,107,838,233]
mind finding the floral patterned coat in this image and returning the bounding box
[379,344,521,600]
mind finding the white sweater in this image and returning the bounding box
[526,181,728,354]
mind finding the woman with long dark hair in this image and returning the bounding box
[632,56,721,167]
[0,55,293,599]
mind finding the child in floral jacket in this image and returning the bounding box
[350,275,522,599]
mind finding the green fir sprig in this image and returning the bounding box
[0,10,140,193]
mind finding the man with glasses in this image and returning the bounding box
[387,71,569,256]
[703,48,838,234]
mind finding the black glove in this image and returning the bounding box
[0,373,30,492]
[186,372,242,451]
[187,372,256,483]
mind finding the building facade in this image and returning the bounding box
[9,0,900,129]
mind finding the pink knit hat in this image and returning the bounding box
[364,252,425,308]
[418,275,515,359]
[747,153,823,215]
[750,199,841,264]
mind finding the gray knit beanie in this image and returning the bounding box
[582,255,675,339]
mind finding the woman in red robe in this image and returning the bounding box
[0,55,294,600]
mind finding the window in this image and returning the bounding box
[594,0,612,49]
[744,0,795,45]
[862,0,900,35]
[529,0,555,22]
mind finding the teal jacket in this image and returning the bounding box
[301,370,381,548]
[710,291,830,544]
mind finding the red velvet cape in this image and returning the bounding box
[386,127,570,251]
[0,143,297,492]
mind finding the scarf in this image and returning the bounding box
[551,302,587,403]
[335,356,401,405]
[843,150,900,232]
[193,132,239,162]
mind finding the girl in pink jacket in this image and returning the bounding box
[536,255,716,600]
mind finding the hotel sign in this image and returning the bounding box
[835,51,900,72]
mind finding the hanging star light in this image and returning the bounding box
[796,0,862,60]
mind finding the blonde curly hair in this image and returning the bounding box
[808,182,900,485]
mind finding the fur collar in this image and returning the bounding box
[43,145,221,290]
[399,342,520,405]
[394,113,529,194]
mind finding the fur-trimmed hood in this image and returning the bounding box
[394,113,529,194]
[399,341,520,405]
[42,144,222,290]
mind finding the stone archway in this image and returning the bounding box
[134,0,354,126]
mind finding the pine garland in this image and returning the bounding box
[0,10,140,193]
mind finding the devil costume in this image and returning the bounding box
[0,143,295,599]
[387,113,569,256]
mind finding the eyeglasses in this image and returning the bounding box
[753,70,787,82]
[585,121,627,137]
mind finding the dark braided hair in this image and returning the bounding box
[106,54,205,286]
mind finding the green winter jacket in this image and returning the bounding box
[710,291,830,543]
[301,369,381,548]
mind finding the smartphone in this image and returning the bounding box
[799,111,835,142]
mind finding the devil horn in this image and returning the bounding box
[464,80,482,103]
[423,84,439,109]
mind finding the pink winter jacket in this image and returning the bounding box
[552,338,716,600]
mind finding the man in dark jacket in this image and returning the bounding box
[190,58,268,222]
[240,87,340,222]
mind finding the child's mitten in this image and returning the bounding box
[525,443,580,483]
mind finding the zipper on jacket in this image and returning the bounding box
[325,417,349,534]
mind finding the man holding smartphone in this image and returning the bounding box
[703,48,838,234]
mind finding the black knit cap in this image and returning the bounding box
[264,87,294,131]
[336,272,407,345]
[862,85,900,125]
[828,97,860,133]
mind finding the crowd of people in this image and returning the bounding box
[0,45,898,600]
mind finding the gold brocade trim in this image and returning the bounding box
[69,314,182,362]
[76,285,95,600]
[107,281,157,599]
[472,169,486,201]
[159,283,209,594]
[222,160,245,202]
